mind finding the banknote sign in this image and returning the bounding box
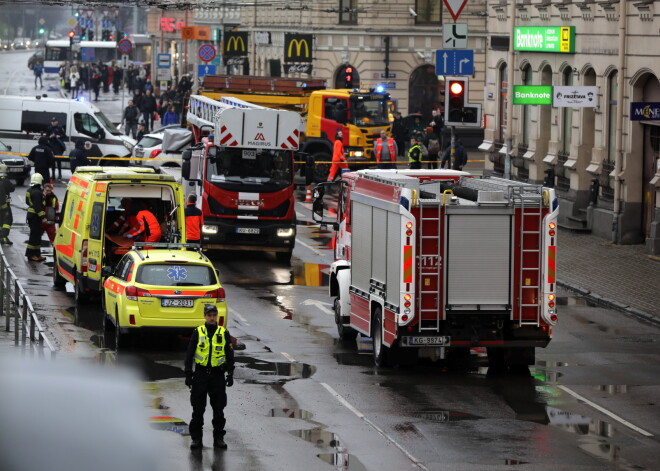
[512,85,553,105]
[514,26,575,53]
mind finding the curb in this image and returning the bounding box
[557,279,660,328]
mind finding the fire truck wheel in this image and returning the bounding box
[334,297,357,341]
[312,152,331,183]
[372,307,390,367]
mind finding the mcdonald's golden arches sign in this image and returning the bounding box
[224,32,248,57]
[284,33,313,63]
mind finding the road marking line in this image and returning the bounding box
[320,382,428,470]
[296,238,326,257]
[558,385,654,437]
[229,307,250,326]
[281,352,296,362]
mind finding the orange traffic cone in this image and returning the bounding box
[305,185,313,203]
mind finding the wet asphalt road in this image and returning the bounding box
[2,49,660,470]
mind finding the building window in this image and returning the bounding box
[339,0,358,24]
[416,0,442,24]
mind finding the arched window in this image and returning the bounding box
[408,64,440,121]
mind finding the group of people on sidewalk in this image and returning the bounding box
[121,83,187,139]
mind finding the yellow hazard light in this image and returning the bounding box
[406,222,413,229]
[404,294,411,301]
[549,222,556,229]
[548,294,555,301]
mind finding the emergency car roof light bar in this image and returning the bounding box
[132,242,202,251]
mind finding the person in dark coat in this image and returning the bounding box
[25,173,46,262]
[391,111,408,157]
[141,89,157,132]
[91,66,101,101]
[101,63,110,94]
[441,140,468,170]
[185,304,235,450]
[112,65,123,94]
[45,117,66,179]
[132,89,144,112]
[122,100,140,140]
[69,140,91,173]
[27,136,56,183]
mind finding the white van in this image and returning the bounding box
[0,95,135,164]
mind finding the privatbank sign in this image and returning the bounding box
[513,26,575,53]
[553,86,598,107]
[512,85,553,105]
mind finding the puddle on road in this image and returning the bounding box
[237,355,315,385]
[289,428,367,470]
[415,409,482,422]
[150,416,190,436]
[269,408,314,421]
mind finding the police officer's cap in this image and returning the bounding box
[51,117,58,122]
[204,304,218,315]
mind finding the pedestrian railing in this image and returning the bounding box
[0,251,57,358]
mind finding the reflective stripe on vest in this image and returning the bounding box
[193,325,227,367]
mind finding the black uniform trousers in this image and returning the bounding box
[25,216,43,257]
[189,367,227,441]
[0,206,12,241]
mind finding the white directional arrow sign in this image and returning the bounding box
[443,0,468,21]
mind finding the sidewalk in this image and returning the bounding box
[556,228,660,324]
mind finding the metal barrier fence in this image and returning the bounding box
[0,251,57,358]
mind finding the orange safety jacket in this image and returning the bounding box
[375,138,397,163]
[185,202,203,241]
[327,139,348,181]
[126,210,162,242]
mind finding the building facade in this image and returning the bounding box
[481,0,660,254]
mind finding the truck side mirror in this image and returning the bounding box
[181,149,192,180]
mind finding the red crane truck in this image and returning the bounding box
[312,170,559,368]
[182,94,301,263]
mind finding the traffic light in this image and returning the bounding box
[38,27,45,35]
[87,29,94,41]
[444,78,480,126]
[343,66,354,89]
[68,30,74,46]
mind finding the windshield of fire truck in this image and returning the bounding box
[350,96,389,127]
[206,147,293,191]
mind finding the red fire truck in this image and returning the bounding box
[182,94,301,263]
[312,170,559,367]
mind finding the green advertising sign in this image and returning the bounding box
[513,85,553,105]
[514,26,575,53]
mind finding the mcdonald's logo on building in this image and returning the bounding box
[224,32,248,57]
[284,33,313,63]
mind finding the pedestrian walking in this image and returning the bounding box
[407,136,422,170]
[25,173,47,262]
[161,105,178,126]
[121,100,140,140]
[101,63,110,94]
[0,164,15,246]
[69,140,91,173]
[422,127,440,170]
[33,62,43,89]
[112,65,123,94]
[391,111,407,157]
[91,66,101,101]
[132,89,144,111]
[441,140,467,171]
[327,130,348,181]
[27,136,56,183]
[141,89,157,132]
[42,183,59,244]
[184,304,235,450]
[185,194,203,245]
[69,65,80,99]
[374,130,398,170]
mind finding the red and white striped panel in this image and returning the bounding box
[280,129,299,149]
[218,124,238,147]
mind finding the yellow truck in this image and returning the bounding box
[201,75,392,182]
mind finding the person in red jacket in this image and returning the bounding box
[185,194,203,245]
[327,130,348,182]
[125,208,162,243]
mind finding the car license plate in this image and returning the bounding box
[161,298,193,308]
[8,167,22,173]
[236,227,260,234]
[403,336,450,346]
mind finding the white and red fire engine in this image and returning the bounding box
[183,94,301,263]
[312,169,559,367]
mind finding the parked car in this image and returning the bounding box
[131,127,192,168]
[1,39,11,50]
[12,37,30,50]
[0,139,30,186]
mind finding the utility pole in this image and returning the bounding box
[504,0,516,180]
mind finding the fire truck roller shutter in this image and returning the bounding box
[351,201,372,294]
[446,214,512,308]
[371,207,387,286]
[386,212,402,303]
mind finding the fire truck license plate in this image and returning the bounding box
[404,336,450,346]
[236,227,260,234]
[161,298,194,308]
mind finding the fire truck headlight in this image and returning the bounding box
[353,151,363,158]
[276,227,295,238]
[202,225,218,234]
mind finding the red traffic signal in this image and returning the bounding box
[449,81,464,96]
[68,31,74,38]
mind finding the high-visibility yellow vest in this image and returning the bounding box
[193,325,227,367]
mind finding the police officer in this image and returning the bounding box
[0,164,15,246]
[407,136,422,170]
[25,173,46,262]
[184,304,235,450]
[27,136,56,183]
[46,117,66,179]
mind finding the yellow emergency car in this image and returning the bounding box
[102,243,226,348]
